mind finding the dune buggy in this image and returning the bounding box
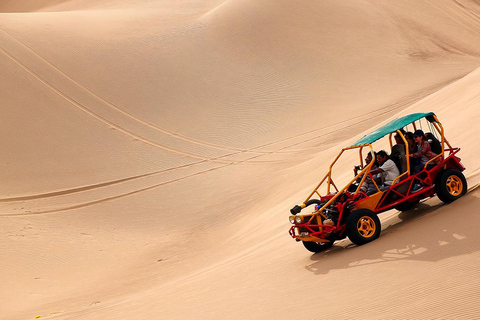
[289,112,467,253]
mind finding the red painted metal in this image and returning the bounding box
[289,148,465,242]
[374,148,463,213]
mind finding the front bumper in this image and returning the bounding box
[289,224,336,242]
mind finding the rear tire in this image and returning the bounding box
[435,169,467,204]
[346,209,381,245]
[302,240,334,253]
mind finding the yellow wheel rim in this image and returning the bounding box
[446,175,463,196]
[357,216,376,238]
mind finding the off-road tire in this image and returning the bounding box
[302,240,334,253]
[435,169,467,204]
[346,209,381,246]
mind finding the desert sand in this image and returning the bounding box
[1,0,480,319]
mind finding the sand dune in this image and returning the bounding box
[1,0,480,319]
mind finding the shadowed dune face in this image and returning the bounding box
[0,0,227,12]
[0,0,69,12]
[1,0,480,319]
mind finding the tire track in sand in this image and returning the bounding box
[0,27,454,158]
[0,121,311,216]
[2,26,408,156]
[0,44,239,163]
[0,27,299,155]
[1,163,231,216]
[0,36,307,165]
[0,25,471,213]
[0,161,210,203]
[0,65,466,212]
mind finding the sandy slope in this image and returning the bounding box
[1,0,480,319]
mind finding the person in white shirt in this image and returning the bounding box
[366,150,400,195]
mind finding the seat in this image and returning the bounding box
[391,144,407,174]
[425,132,442,154]
[390,144,409,198]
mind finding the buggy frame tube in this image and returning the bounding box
[423,119,447,170]
[300,114,450,214]
[391,130,411,186]
[302,144,376,215]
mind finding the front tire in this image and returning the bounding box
[302,240,334,253]
[435,169,467,204]
[346,209,381,245]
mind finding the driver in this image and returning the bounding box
[352,151,378,194]
[367,150,400,195]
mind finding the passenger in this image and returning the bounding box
[367,150,400,195]
[404,132,416,154]
[393,129,406,149]
[403,131,417,173]
[409,129,441,174]
[352,151,378,194]
[391,130,407,173]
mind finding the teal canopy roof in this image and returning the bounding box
[351,112,436,146]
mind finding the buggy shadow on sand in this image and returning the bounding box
[289,112,467,253]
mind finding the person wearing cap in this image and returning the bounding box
[409,129,441,174]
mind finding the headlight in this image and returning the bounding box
[289,216,296,224]
[295,216,303,224]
